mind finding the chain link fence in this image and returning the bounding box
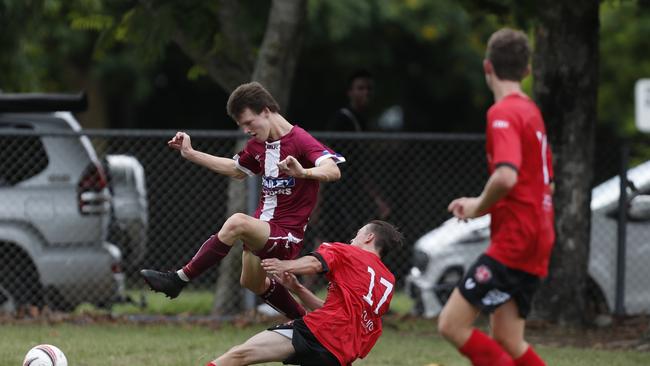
[1,126,650,319]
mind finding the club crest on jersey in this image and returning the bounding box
[474,265,492,283]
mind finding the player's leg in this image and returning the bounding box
[208,330,295,366]
[140,213,269,298]
[181,213,271,279]
[490,299,528,356]
[491,298,545,366]
[438,255,515,366]
[241,251,306,319]
[437,288,480,347]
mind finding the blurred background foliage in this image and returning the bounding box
[0,0,649,135]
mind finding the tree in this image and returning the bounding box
[532,0,600,325]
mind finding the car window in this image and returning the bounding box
[0,124,49,185]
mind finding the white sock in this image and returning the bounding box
[177,269,190,282]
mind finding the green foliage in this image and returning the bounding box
[599,0,650,137]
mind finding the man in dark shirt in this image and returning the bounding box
[327,69,374,132]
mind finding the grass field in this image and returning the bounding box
[2,290,650,365]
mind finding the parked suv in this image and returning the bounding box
[406,161,650,318]
[0,93,125,312]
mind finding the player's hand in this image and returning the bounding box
[277,155,306,178]
[261,258,291,276]
[272,272,302,293]
[167,132,194,158]
[448,197,481,220]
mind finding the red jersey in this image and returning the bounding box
[234,126,344,232]
[485,94,555,277]
[303,243,395,366]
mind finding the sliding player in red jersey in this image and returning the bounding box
[205,220,403,366]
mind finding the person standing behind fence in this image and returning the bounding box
[438,28,555,366]
[321,70,390,238]
[140,82,345,320]
[327,69,374,132]
[206,220,403,366]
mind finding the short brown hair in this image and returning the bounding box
[367,220,404,259]
[486,28,530,81]
[226,82,281,120]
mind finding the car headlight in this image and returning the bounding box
[412,249,430,272]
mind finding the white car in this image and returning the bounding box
[407,161,650,318]
[0,93,126,312]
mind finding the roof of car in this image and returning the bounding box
[0,93,87,113]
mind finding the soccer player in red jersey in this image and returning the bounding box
[438,28,555,366]
[204,220,403,366]
[140,82,345,319]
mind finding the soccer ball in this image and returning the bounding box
[23,344,68,366]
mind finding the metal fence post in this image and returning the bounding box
[615,141,629,316]
[242,174,260,311]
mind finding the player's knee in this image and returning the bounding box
[240,275,266,294]
[222,213,251,236]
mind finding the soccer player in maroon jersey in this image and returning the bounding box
[140,82,345,319]
[438,28,555,366]
[203,220,403,366]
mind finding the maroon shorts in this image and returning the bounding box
[245,222,304,260]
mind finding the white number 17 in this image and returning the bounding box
[362,266,394,314]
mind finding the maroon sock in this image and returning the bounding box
[514,346,545,366]
[459,329,515,366]
[261,277,306,319]
[182,235,231,280]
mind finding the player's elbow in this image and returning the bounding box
[494,166,518,190]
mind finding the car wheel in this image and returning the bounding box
[434,267,464,305]
[0,244,44,313]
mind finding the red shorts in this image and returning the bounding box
[245,222,304,260]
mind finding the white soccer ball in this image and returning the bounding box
[23,344,68,366]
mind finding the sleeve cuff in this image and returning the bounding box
[307,252,329,274]
[315,153,346,167]
[233,154,256,176]
[495,162,519,173]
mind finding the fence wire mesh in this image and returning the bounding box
[1,127,650,319]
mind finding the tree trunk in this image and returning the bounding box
[252,0,307,110]
[213,139,247,315]
[532,0,600,325]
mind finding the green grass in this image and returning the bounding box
[3,291,650,365]
[3,319,650,366]
[97,289,415,316]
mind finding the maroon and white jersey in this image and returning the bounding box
[233,126,344,232]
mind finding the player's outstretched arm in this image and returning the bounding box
[168,131,247,179]
[273,272,325,311]
[277,156,341,182]
[261,256,323,276]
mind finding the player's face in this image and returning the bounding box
[350,224,371,247]
[236,108,271,142]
